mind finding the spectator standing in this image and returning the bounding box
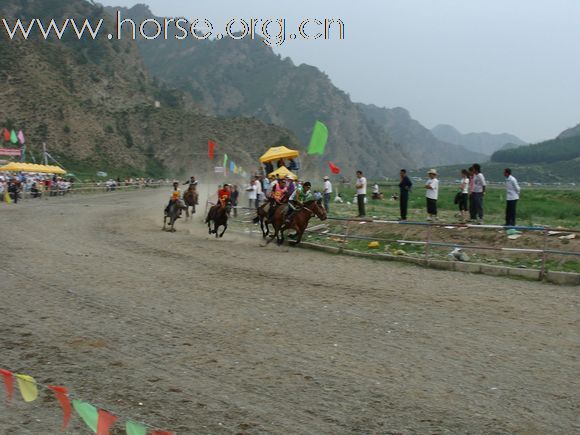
[322,176,332,212]
[504,168,521,226]
[231,185,239,217]
[254,176,263,210]
[425,169,439,221]
[468,166,476,221]
[399,169,413,221]
[355,170,367,217]
[246,178,257,209]
[459,169,470,222]
[472,163,486,223]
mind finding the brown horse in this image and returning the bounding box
[183,185,199,218]
[205,203,229,238]
[268,200,327,245]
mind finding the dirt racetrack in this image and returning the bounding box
[0,189,578,434]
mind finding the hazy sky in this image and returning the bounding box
[100,0,580,142]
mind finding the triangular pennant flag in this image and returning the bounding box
[229,161,235,172]
[328,161,341,174]
[151,431,174,435]
[2,128,10,142]
[97,409,118,435]
[48,385,72,429]
[223,153,228,168]
[17,130,25,145]
[15,374,38,402]
[208,140,216,160]
[0,369,14,401]
[307,121,328,155]
[10,130,18,144]
[126,421,147,435]
[73,399,99,433]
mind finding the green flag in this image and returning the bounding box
[126,421,147,435]
[223,153,228,168]
[10,130,18,144]
[72,400,98,433]
[307,121,328,155]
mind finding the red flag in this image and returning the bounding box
[2,128,10,142]
[48,386,72,429]
[0,368,14,401]
[97,409,118,435]
[328,162,341,174]
[208,140,216,160]
[152,431,174,435]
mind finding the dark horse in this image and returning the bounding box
[163,201,185,232]
[254,201,274,238]
[268,200,327,245]
[205,203,229,238]
[183,185,199,218]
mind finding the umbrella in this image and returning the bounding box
[259,146,299,164]
[269,166,298,180]
[0,162,66,174]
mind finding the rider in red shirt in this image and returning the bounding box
[217,184,231,209]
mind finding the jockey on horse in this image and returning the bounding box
[286,181,313,226]
[165,182,183,214]
[268,178,288,220]
[217,184,232,214]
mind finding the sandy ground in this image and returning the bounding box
[0,189,578,434]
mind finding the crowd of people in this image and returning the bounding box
[0,174,74,203]
[394,164,521,226]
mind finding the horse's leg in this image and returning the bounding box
[266,226,277,245]
[260,217,267,238]
[163,215,167,230]
[278,228,285,245]
[214,222,219,237]
[219,223,227,238]
[207,219,212,234]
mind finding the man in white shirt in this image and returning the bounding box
[504,168,521,226]
[322,176,332,213]
[472,163,486,223]
[425,169,439,221]
[355,170,367,217]
[254,176,263,210]
[246,178,257,209]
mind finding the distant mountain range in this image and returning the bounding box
[431,124,527,156]
[106,4,492,177]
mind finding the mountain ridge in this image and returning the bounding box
[431,124,526,156]
[107,4,486,177]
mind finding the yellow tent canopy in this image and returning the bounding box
[259,146,299,164]
[0,162,66,174]
[269,166,298,180]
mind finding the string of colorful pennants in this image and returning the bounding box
[0,367,174,434]
[208,140,248,178]
[1,128,25,145]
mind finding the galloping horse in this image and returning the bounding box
[268,200,327,245]
[163,201,185,232]
[254,201,274,238]
[205,203,229,238]
[183,184,199,218]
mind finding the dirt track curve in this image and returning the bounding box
[0,189,578,434]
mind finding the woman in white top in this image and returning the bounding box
[458,169,470,221]
[425,169,439,221]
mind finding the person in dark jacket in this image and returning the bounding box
[398,169,413,220]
